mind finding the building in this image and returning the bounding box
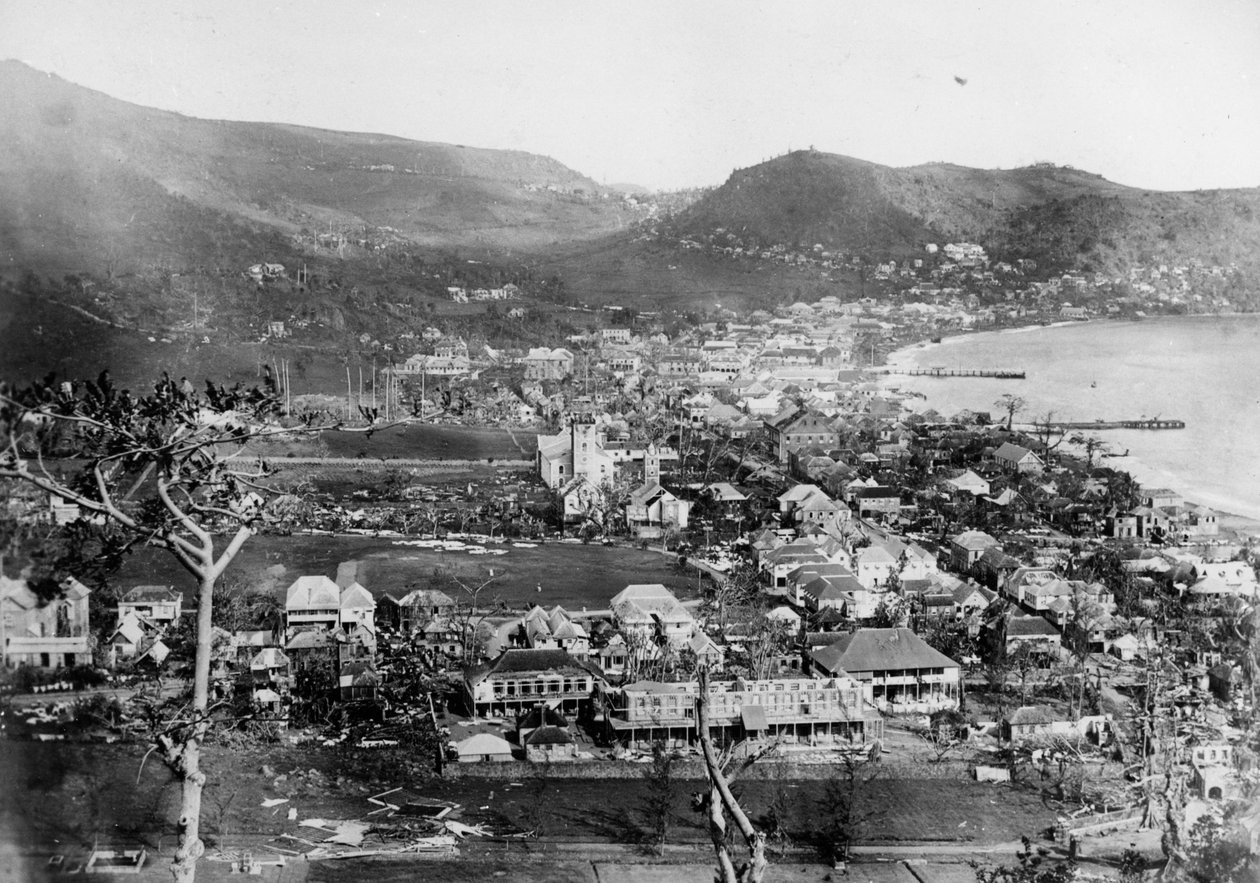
[521,347,574,380]
[117,586,182,626]
[808,627,962,712]
[284,576,376,642]
[1,576,92,669]
[454,732,515,762]
[1003,706,1075,743]
[605,676,884,749]
[536,417,616,489]
[464,648,605,718]
[610,584,697,648]
[949,531,1001,572]
[994,442,1044,474]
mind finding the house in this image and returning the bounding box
[521,347,574,380]
[949,531,1001,572]
[855,487,901,519]
[338,660,380,700]
[625,483,690,534]
[610,584,697,648]
[454,732,515,762]
[383,588,456,634]
[523,722,577,763]
[993,442,1044,474]
[605,676,884,750]
[852,544,897,589]
[464,648,604,718]
[284,576,375,643]
[1001,615,1063,658]
[284,576,342,634]
[520,606,590,659]
[1003,706,1075,743]
[1,576,92,669]
[767,411,842,463]
[945,470,991,497]
[117,586,182,626]
[809,627,962,711]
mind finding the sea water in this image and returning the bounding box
[882,315,1260,520]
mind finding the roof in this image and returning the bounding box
[523,725,573,746]
[952,530,999,552]
[741,705,769,731]
[1005,616,1061,638]
[1007,705,1062,726]
[610,584,694,626]
[286,576,341,610]
[340,582,375,609]
[122,585,179,603]
[455,733,514,757]
[465,648,605,687]
[810,628,959,675]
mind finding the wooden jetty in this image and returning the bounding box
[883,367,1026,379]
[1045,418,1186,431]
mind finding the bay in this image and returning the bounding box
[881,315,1260,523]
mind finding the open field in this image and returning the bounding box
[320,423,537,461]
[111,534,698,610]
[0,741,1059,876]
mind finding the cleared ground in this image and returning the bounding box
[111,534,697,610]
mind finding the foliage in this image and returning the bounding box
[639,741,677,856]
[972,837,1076,883]
[1183,809,1253,883]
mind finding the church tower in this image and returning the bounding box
[570,415,599,480]
[644,442,661,486]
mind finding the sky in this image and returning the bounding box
[2,0,1258,192]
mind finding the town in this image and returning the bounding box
[2,280,1257,882]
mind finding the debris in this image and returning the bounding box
[288,808,298,821]
[261,798,289,808]
[445,820,492,838]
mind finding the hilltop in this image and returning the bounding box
[660,150,1260,276]
[0,61,636,276]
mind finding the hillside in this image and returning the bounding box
[665,150,1260,276]
[0,61,634,275]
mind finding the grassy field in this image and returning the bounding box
[111,534,697,611]
[320,424,537,461]
[1,741,1057,868]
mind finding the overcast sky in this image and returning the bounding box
[3,0,1258,192]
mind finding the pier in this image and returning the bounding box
[1044,419,1186,431]
[883,367,1026,379]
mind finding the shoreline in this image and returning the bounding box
[876,317,1260,542]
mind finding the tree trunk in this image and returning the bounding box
[171,573,216,883]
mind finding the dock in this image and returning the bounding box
[883,368,1026,379]
[1045,419,1186,431]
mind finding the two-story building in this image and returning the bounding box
[1,576,92,669]
[605,676,884,749]
[809,627,961,712]
[464,648,604,718]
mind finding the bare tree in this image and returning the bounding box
[695,666,770,883]
[0,372,361,883]
[1029,412,1068,461]
[1069,433,1109,468]
[994,394,1027,431]
[438,568,503,661]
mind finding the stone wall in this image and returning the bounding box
[442,758,979,781]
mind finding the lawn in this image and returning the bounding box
[320,424,537,461]
[111,534,698,611]
[1,741,1058,867]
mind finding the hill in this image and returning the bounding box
[0,61,636,276]
[663,150,1260,276]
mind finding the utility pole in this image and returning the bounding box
[346,365,352,421]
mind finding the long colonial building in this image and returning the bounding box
[604,675,884,749]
